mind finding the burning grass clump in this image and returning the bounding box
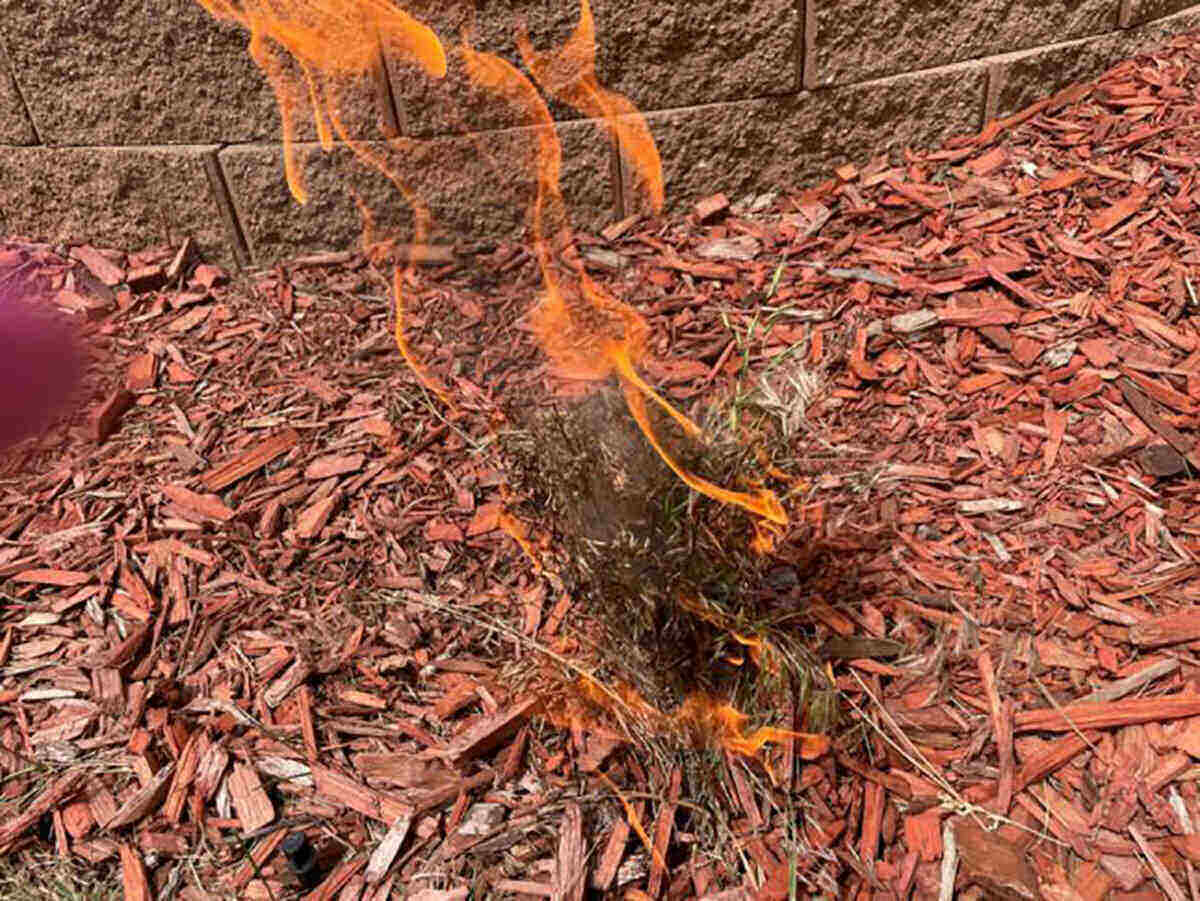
[501,374,838,752]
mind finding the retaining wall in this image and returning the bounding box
[1,0,1198,266]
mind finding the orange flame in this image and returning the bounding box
[199,0,785,530]
[678,595,777,672]
[678,693,829,760]
[195,0,446,206]
[203,0,808,766]
[391,267,455,406]
[461,18,786,527]
[195,0,454,399]
[497,510,542,573]
[567,675,827,761]
[516,0,664,211]
[750,519,785,554]
[594,769,665,872]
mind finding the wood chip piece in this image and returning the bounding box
[228,762,275,833]
[694,193,729,222]
[201,428,299,491]
[164,237,192,281]
[890,310,939,333]
[958,498,1023,515]
[494,881,552,897]
[954,820,1037,898]
[295,494,340,539]
[88,623,150,670]
[127,265,165,293]
[191,263,226,288]
[92,389,134,442]
[161,484,235,522]
[120,841,152,901]
[232,827,288,890]
[305,453,364,480]
[72,246,124,285]
[0,769,85,852]
[1118,377,1200,470]
[125,353,157,391]
[1089,186,1148,235]
[1129,823,1188,901]
[12,568,91,586]
[163,731,205,823]
[105,763,174,829]
[647,768,682,897]
[1077,659,1178,704]
[1130,612,1200,648]
[193,742,229,800]
[694,236,759,261]
[365,814,411,884]
[1014,694,1200,733]
[441,698,539,767]
[591,804,636,891]
[1139,443,1187,477]
[264,658,310,708]
[555,802,585,901]
[311,764,409,824]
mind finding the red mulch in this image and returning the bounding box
[2,29,1200,901]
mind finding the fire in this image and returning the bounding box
[198,0,784,529]
[390,268,454,406]
[569,674,827,761]
[678,693,829,760]
[514,0,663,212]
[195,0,446,209]
[201,0,814,761]
[678,595,777,672]
[497,510,542,573]
[460,28,786,526]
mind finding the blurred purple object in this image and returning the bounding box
[0,279,83,452]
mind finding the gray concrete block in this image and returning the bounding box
[0,146,229,260]
[220,117,615,263]
[0,39,35,144]
[990,8,1200,119]
[637,62,988,219]
[0,0,382,145]
[387,0,800,138]
[811,0,1118,88]
[1125,0,1199,27]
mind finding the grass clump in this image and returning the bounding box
[0,853,121,901]
[500,368,838,749]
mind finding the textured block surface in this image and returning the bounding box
[388,0,799,138]
[990,10,1200,118]
[0,0,381,145]
[639,63,988,218]
[0,41,34,145]
[1126,0,1198,26]
[220,119,614,263]
[811,0,1117,87]
[0,146,227,256]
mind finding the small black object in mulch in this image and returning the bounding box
[281,831,321,889]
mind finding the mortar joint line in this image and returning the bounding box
[202,147,253,270]
[0,31,41,146]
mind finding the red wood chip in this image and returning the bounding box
[71,245,124,286]
[91,389,134,442]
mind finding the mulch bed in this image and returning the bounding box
[2,28,1200,901]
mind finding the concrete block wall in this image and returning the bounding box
[0,0,1198,267]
